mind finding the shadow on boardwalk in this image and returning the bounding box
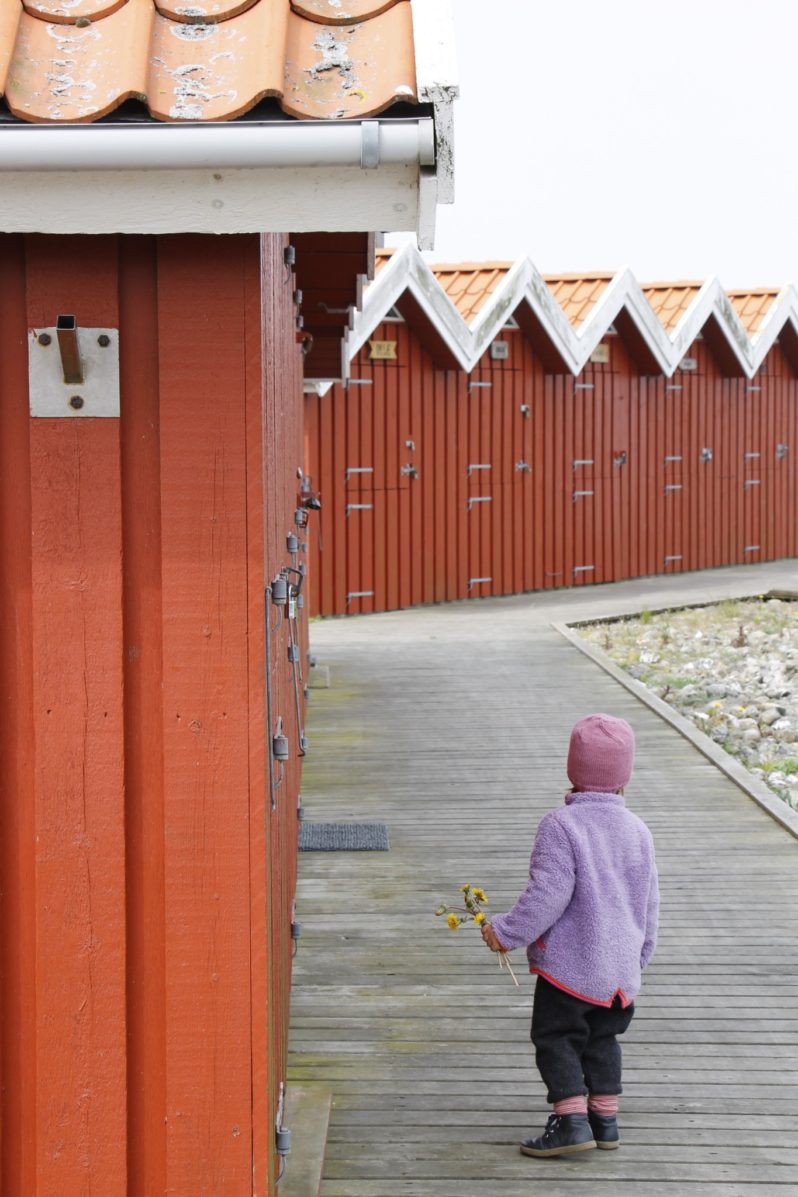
[290,563,798,1197]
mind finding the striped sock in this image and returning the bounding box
[588,1093,619,1116]
[553,1095,588,1116]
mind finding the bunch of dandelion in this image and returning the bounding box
[435,884,519,986]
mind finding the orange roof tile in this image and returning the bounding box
[641,282,702,332]
[543,273,614,328]
[0,0,417,123]
[431,262,514,323]
[727,288,781,335]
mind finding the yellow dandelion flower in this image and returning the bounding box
[447,913,460,931]
[460,884,471,893]
[710,700,722,709]
[474,912,486,926]
[472,888,487,903]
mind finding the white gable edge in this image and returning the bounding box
[347,249,798,380]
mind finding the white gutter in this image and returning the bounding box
[0,118,436,173]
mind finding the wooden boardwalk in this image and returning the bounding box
[290,569,798,1196]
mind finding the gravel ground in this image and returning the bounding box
[578,597,798,810]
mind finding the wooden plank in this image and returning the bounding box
[157,238,253,1192]
[118,238,168,1197]
[26,236,128,1195]
[0,233,37,1197]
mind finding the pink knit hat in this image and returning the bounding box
[567,713,635,793]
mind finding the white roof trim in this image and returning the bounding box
[346,247,798,379]
[411,0,458,207]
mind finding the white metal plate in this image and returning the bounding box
[28,327,120,418]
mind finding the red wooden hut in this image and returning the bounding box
[306,247,798,616]
[0,4,456,1194]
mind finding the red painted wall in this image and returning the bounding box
[0,232,305,1195]
[306,320,797,615]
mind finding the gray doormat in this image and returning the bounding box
[298,822,390,851]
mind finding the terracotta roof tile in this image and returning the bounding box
[543,273,614,328]
[431,262,513,322]
[727,288,781,335]
[0,0,417,123]
[641,283,702,332]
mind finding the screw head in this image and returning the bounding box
[69,395,84,410]
[38,333,52,346]
[97,334,111,348]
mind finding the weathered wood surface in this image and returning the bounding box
[290,581,798,1196]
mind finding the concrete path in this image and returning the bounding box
[290,562,798,1196]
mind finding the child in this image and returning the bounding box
[482,712,659,1158]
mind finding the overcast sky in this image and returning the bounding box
[389,0,798,288]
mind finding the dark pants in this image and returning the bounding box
[531,975,635,1104]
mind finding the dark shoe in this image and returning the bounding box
[519,1113,596,1158]
[588,1111,620,1150]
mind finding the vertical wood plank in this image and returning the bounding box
[118,237,167,1197]
[26,236,129,1196]
[156,236,253,1194]
[0,234,37,1197]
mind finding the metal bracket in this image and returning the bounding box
[664,484,683,493]
[573,565,595,574]
[345,503,374,517]
[572,490,594,502]
[466,496,492,510]
[467,577,492,590]
[664,555,683,564]
[743,479,761,488]
[664,455,682,464]
[467,463,491,477]
[743,545,761,553]
[345,466,374,482]
[29,323,120,417]
[743,451,761,460]
[467,381,492,393]
[400,464,418,479]
[360,121,380,169]
[572,459,593,471]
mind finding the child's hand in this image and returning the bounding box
[481,923,504,953]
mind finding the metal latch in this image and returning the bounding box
[400,464,418,479]
[515,461,531,473]
[346,590,375,606]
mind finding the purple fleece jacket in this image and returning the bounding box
[490,792,659,1007]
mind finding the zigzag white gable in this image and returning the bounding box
[346,244,798,379]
